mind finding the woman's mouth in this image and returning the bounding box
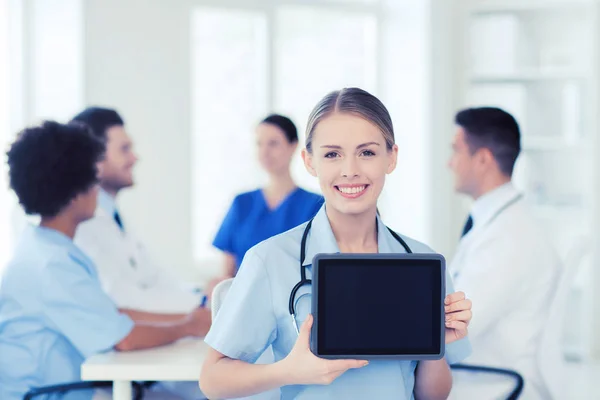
[335,184,369,199]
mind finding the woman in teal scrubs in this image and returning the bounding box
[200,88,473,400]
[209,115,323,290]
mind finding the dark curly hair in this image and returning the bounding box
[7,121,106,217]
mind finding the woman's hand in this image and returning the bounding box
[280,314,368,385]
[444,291,472,344]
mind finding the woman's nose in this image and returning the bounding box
[341,156,359,178]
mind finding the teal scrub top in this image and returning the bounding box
[213,188,324,271]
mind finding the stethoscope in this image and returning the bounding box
[289,218,414,334]
[464,193,524,237]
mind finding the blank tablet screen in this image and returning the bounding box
[315,257,442,356]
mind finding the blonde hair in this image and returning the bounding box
[305,88,395,153]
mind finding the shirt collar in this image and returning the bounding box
[35,225,75,248]
[97,187,117,216]
[301,205,397,266]
[33,225,94,267]
[471,182,519,228]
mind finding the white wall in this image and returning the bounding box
[379,0,464,258]
[378,1,432,245]
[428,0,470,258]
[84,0,197,280]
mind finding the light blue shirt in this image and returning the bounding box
[205,205,471,399]
[0,225,134,400]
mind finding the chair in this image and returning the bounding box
[24,381,144,400]
[211,277,235,320]
[210,278,279,400]
[450,364,524,400]
[536,236,591,399]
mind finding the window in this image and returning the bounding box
[191,8,268,262]
[0,0,13,271]
[0,0,84,274]
[0,0,24,272]
[31,0,84,121]
[275,6,377,191]
[191,2,380,265]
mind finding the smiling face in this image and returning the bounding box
[302,112,398,217]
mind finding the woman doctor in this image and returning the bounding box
[200,88,473,400]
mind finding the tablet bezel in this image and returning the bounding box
[310,253,446,360]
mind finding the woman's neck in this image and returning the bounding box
[263,171,297,208]
[326,206,379,253]
[265,171,296,194]
[40,215,78,239]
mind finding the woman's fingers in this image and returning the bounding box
[445,298,472,313]
[445,309,472,325]
[446,320,468,331]
[298,314,313,348]
[444,291,466,305]
[328,359,369,372]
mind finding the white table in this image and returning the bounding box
[81,338,208,400]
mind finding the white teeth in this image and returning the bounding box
[338,185,366,194]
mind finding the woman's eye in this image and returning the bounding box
[361,150,375,157]
[324,152,339,159]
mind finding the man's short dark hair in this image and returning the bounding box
[70,107,124,141]
[455,107,521,176]
[7,121,105,217]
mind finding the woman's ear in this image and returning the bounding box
[386,144,399,174]
[302,148,317,177]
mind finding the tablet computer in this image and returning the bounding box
[310,253,446,360]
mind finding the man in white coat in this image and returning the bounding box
[447,107,563,399]
[72,107,211,399]
[73,107,207,314]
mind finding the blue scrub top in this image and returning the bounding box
[205,205,471,400]
[212,187,323,271]
[0,225,134,400]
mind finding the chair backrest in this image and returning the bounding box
[23,381,142,400]
[450,364,524,400]
[537,236,591,399]
[211,278,234,321]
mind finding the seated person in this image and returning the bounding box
[447,107,562,399]
[208,114,324,294]
[72,107,205,314]
[0,121,209,400]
